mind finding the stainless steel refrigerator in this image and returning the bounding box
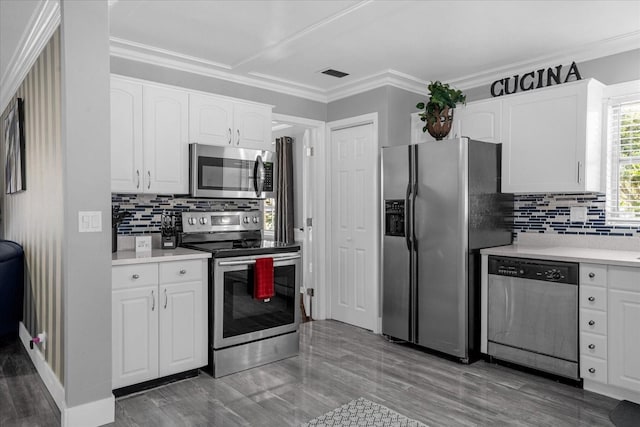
[381,138,512,362]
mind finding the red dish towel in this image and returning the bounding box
[254,257,274,300]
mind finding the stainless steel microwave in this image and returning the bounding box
[189,143,275,199]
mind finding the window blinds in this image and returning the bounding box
[606,98,640,222]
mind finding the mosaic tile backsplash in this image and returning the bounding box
[112,194,261,235]
[514,193,640,237]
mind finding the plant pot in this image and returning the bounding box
[425,106,454,140]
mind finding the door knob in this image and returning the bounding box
[589,272,595,278]
[588,344,595,350]
[588,368,596,374]
[588,320,595,326]
[588,296,595,302]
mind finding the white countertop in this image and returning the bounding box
[481,244,640,267]
[112,247,211,266]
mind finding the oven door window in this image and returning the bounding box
[198,156,254,192]
[223,264,296,338]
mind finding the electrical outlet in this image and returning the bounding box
[570,206,588,223]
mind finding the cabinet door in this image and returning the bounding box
[453,99,501,143]
[501,83,587,193]
[110,78,143,193]
[143,85,189,194]
[234,103,273,151]
[189,93,234,146]
[112,286,159,389]
[159,281,204,376]
[608,289,640,392]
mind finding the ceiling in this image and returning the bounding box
[1,1,640,105]
[108,0,640,101]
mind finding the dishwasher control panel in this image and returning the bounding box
[488,256,578,284]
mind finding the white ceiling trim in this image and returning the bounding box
[0,0,60,112]
[110,29,640,107]
[326,69,428,103]
[449,30,640,90]
[232,0,374,69]
[110,38,328,103]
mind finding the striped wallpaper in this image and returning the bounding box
[1,30,64,383]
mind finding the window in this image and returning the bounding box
[264,197,275,232]
[606,96,640,223]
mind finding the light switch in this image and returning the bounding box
[570,206,588,223]
[78,211,102,232]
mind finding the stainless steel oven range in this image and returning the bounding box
[180,210,301,378]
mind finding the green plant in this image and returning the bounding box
[416,81,466,131]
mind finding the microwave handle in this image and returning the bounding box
[254,155,265,197]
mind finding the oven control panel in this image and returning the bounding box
[182,211,262,233]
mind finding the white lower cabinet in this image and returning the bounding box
[112,285,159,388]
[112,260,206,389]
[579,263,640,404]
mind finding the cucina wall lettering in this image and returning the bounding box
[490,61,582,97]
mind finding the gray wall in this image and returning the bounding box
[110,57,327,121]
[327,86,425,148]
[465,49,640,102]
[60,0,112,408]
[1,29,65,383]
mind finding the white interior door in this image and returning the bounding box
[330,122,377,331]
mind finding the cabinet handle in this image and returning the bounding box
[136,170,140,189]
[588,368,596,374]
[179,269,186,275]
[588,344,595,350]
[147,171,151,189]
[589,272,595,279]
[164,288,168,309]
[588,296,595,302]
[151,290,155,311]
[228,127,232,145]
[236,129,240,145]
[132,274,140,279]
[588,320,595,326]
[577,161,582,184]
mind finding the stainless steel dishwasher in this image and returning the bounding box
[487,256,579,380]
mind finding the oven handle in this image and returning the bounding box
[218,254,301,266]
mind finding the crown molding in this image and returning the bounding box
[448,30,640,91]
[110,29,640,107]
[0,0,60,112]
[326,69,428,102]
[110,38,328,103]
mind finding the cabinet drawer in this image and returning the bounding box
[580,309,607,335]
[580,332,607,360]
[580,285,606,311]
[580,355,607,383]
[580,263,607,287]
[159,260,203,284]
[608,266,640,292]
[113,264,158,289]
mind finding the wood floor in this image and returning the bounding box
[1,320,618,426]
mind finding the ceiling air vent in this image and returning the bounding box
[321,69,349,78]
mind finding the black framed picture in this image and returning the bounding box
[4,98,26,194]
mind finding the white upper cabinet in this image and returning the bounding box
[500,79,604,193]
[188,93,234,146]
[234,102,273,151]
[189,92,273,151]
[111,75,274,194]
[143,85,189,194]
[452,98,502,143]
[110,78,143,193]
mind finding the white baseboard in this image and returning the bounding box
[19,322,116,426]
[19,322,65,410]
[62,395,115,427]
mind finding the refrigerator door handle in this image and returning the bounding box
[405,182,412,250]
